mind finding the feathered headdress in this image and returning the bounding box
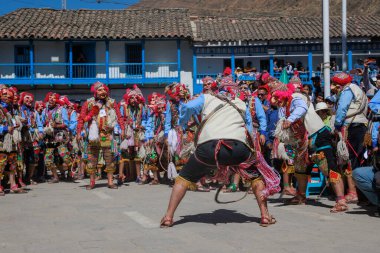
[34,100,45,110]
[123,84,145,104]
[90,81,109,96]
[18,92,34,105]
[44,92,60,103]
[165,83,190,102]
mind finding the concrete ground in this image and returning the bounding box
[0,179,378,253]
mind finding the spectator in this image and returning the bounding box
[285,62,293,75]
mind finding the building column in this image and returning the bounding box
[269,55,274,76]
[231,47,235,80]
[29,40,34,86]
[142,39,146,84]
[308,51,313,82]
[105,40,109,84]
[177,39,181,83]
[192,48,198,94]
[69,41,73,84]
[348,50,353,71]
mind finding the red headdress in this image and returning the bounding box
[331,72,353,86]
[272,84,296,102]
[289,75,303,91]
[44,92,60,103]
[18,92,34,105]
[148,92,159,104]
[165,83,190,102]
[260,72,272,84]
[149,94,166,116]
[58,96,70,106]
[8,86,18,95]
[223,67,232,76]
[35,100,45,110]
[123,84,145,104]
[267,78,288,94]
[90,81,109,96]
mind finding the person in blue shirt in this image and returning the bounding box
[42,92,72,184]
[0,86,27,194]
[333,72,368,204]
[118,86,146,184]
[19,92,43,185]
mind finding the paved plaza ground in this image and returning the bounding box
[0,179,378,253]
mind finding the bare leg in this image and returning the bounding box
[162,179,189,225]
[252,179,275,226]
[285,173,307,205]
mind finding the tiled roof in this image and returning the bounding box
[191,16,380,42]
[0,8,379,42]
[0,8,193,40]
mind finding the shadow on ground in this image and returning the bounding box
[173,209,260,226]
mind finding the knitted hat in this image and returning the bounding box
[331,72,353,86]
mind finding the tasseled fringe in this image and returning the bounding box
[125,126,135,146]
[255,151,281,198]
[12,130,22,144]
[72,138,79,152]
[3,133,13,153]
[274,118,297,146]
[44,125,54,136]
[138,145,146,159]
[337,132,350,163]
[168,129,178,156]
[167,162,178,179]
[120,139,129,150]
[88,121,99,142]
[175,176,197,191]
[107,109,117,129]
[179,141,195,158]
[276,142,290,161]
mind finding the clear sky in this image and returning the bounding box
[0,0,140,16]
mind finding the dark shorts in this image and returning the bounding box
[179,139,251,183]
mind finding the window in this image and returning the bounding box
[125,44,142,75]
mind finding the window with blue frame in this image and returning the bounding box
[14,45,30,78]
[125,44,142,76]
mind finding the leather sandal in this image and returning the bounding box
[330,201,349,213]
[284,194,306,205]
[160,216,174,228]
[18,178,27,188]
[282,187,297,196]
[48,178,59,184]
[149,179,159,185]
[344,192,358,204]
[260,215,277,227]
[86,180,96,190]
[10,185,27,194]
[0,186,5,196]
[107,184,118,189]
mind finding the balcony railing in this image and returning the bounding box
[0,62,179,85]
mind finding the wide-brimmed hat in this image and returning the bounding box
[315,102,329,112]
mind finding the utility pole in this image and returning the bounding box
[62,0,67,10]
[323,0,331,98]
[342,0,347,71]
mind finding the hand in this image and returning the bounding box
[266,142,273,150]
[76,134,82,141]
[8,126,14,134]
[282,120,291,129]
[259,134,266,146]
[38,133,44,140]
[374,147,379,153]
[120,131,125,140]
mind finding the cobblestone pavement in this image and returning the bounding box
[0,180,378,253]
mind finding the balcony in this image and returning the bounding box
[0,62,179,85]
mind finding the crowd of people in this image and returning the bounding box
[1,59,380,224]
